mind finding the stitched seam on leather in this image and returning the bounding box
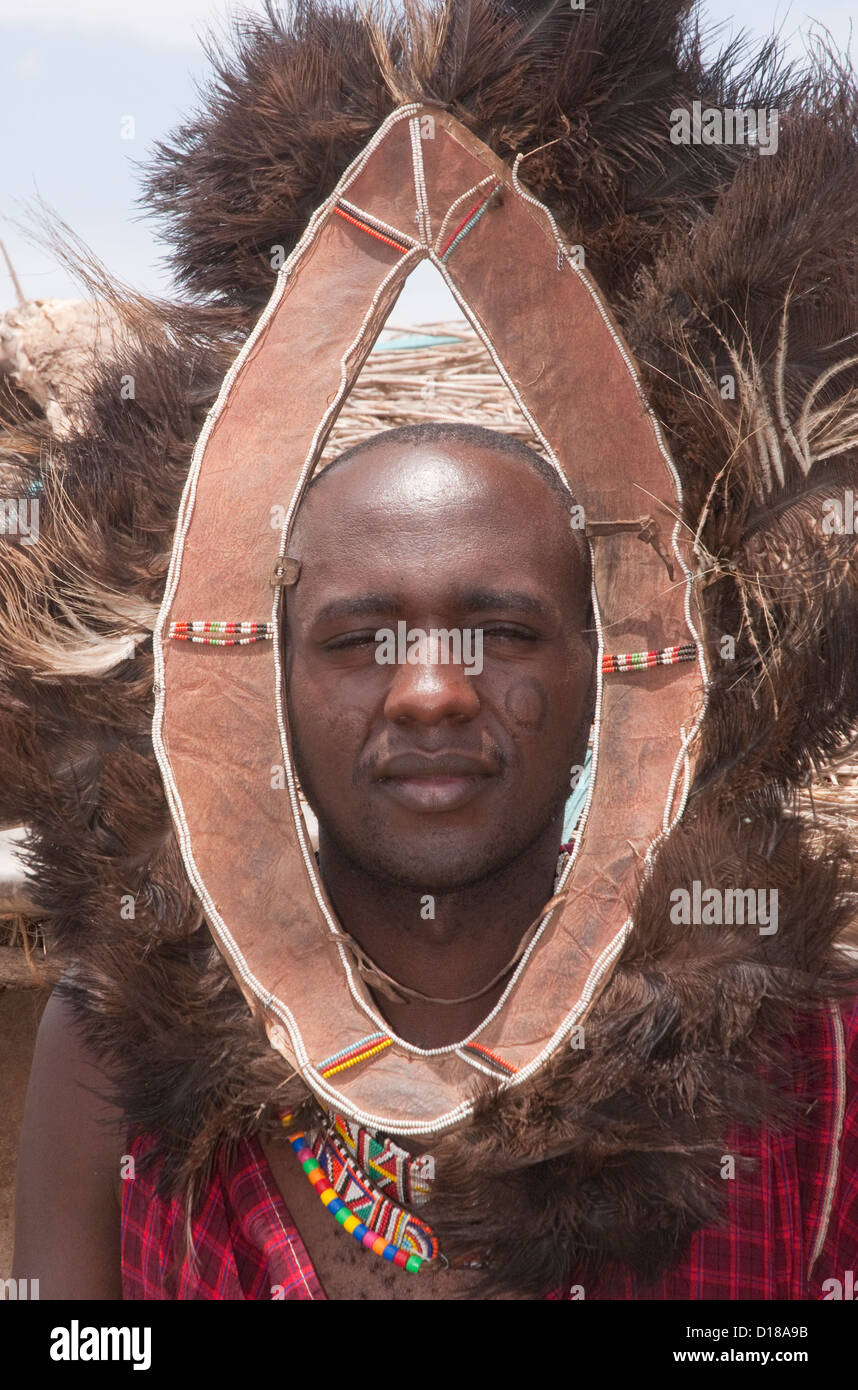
[409,116,431,245]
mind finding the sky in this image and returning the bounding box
[0,0,854,322]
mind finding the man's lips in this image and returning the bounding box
[372,752,499,813]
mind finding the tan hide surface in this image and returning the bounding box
[154,105,705,1135]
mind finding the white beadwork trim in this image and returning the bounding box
[153,103,710,1137]
[280,224,699,1123]
[409,116,432,245]
[808,1002,847,1278]
[453,1049,507,1081]
[511,155,709,683]
[434,175,498,255]
[335,196,420,249]
[152,102,424,639]
[151,104,426,1031]
[510,153,710,859]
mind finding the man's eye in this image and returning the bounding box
[323,632,378,652]
[480,625,539,641]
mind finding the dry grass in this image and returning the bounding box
[800,758,858,834]
[321,321,541,461]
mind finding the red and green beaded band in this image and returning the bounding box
[168,620,274,646]
[601,642,697,675]
[439,182,501,261]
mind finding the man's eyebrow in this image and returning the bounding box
[310,589,553,625]
[311,594,403,624]
[458,589,550,618]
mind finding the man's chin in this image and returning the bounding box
[336,836,528,894]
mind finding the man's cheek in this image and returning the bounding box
[503,677,548,732]
[290,698,373,789]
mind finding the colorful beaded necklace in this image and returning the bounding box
[282,1111,440,1273]
[282,845,576,1272]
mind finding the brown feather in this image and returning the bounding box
[1,0,857,1298]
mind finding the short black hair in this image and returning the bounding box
[310,422,580,522]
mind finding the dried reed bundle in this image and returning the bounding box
[321,320,540,461]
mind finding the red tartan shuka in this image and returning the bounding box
[121,999,858,1301]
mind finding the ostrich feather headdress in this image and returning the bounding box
[2,0,857,1295]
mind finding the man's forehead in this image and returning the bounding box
[290,439,571,544]
[284,443,590,623]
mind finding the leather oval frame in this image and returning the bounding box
[153,105,707,1137]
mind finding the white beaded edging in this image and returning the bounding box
[152,104,429,1074]
[152,104,710,1137]
[433,175,497,254]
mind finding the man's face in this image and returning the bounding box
[284,441,595,890]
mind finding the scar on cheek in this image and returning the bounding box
[504,677,547,730]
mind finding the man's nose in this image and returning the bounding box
[383,656,481,725]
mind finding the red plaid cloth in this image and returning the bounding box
[121,1135,324,1300]
[122,998,858,1300]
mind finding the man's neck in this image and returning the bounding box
[316,824,564,1047]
